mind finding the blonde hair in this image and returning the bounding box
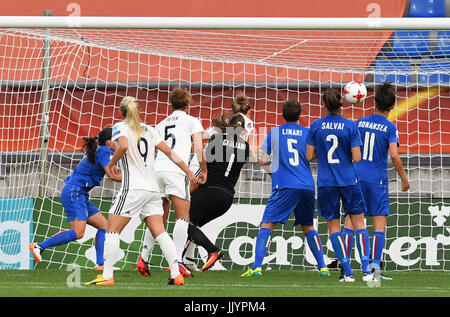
[232,91,251,115]
[120,96,143,140]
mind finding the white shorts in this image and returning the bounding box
[110,189,163,221]
[155,171,190,201]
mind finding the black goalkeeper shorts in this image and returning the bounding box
[189,186,234,227]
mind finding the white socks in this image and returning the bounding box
[173,218,189,262]
[102,232,120,280]
[156,231,180,278]
[141,228,156,261]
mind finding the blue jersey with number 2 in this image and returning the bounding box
[306,113,362,187]
[260,122,315,191]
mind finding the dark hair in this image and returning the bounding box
[212,112,245,133]
[282,100,302,122]
[232,91,251,115]
[170,87,192,110]
[374,81,396,112]
[82,127,112,164]
[323,89,343,114]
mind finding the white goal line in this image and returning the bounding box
[0,17,450,30]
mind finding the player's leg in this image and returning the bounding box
[86,203,108,269]
[362,181,389,279]
[142,194,184,285]
[241,221,274,277]
[342,185,371,279]
[137,199,169,276]
[187,187,232,271]
[371,215,387,278]
[170,194,192,273]
[318,186,354,281]
[30,185,85,262]
[294,189,328,276]
[342,215,355,261]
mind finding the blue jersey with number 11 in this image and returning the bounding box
[354,114,399,185]
[306,113,362,187]
[260,122,315,191]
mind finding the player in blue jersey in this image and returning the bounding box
[306,89,372,282]
[29,127,122,269]
[241,100,329,278]
[342,82,410,280]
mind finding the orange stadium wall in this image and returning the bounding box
[1,86,448,154]
[0,0,407,17]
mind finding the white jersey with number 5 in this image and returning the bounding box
[154,110,204,174]
[112,121,163,192]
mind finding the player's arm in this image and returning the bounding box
[103,165,122,182]
[192,132,207,184]
[156,141,198,185]
[306,144,316,161]
[351,146,361,163]
[389,142,410,191]
[259,152,271,166]
[108,135,128,179]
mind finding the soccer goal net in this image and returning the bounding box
[1,17,449,271]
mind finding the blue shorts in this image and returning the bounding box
[317,185,366,221]
[61,184,100,222]
[262,188,315,226]
[360,181,390,216]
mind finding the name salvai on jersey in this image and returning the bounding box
[321,122,345,130]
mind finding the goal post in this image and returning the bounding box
[0,17,449,271]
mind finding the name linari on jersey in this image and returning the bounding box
[282,128,303,136]
[321,122,344,130]
[358,121,388,132]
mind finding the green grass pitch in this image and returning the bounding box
[1,269,449,298]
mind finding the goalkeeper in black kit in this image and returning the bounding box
[185,112,250,271]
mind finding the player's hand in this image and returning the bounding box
[401,178,410,192]
[190,181,199,194]
[187,171,198,185]
[197,171,207,184]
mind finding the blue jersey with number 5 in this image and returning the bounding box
[260,122,314,191]
[354,114,399,185]
[306,113,362,187]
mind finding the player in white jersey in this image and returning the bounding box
[85,96,197,286]
[138,87,207,278]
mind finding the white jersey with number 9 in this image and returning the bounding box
[111,121,163,192]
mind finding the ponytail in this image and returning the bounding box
[323,89,343,114]
[82,127,113,164]
[120,96,143,140]
[212,112,245,133]
[82,137,98,164]
[232,91,251,115]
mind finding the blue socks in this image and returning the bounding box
[330,232,353,276]
[253,228,271,270]
[355,229,371,274]
[39,229,77,250]
[95,229,106,266]
[371,231,385,269]
[305,230,326,270]
[342,227,354,259]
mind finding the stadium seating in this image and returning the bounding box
[409,0,446,18]
[375,60,411,83]
[418,61,450,83]
[430,30,450,57]
[382,30,430,58]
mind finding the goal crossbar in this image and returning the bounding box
[1,16,450,30]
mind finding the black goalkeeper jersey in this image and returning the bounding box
[203,132,249,194]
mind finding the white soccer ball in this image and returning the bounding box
[343,81,367,104]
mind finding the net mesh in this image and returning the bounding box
[1,27,449,271]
